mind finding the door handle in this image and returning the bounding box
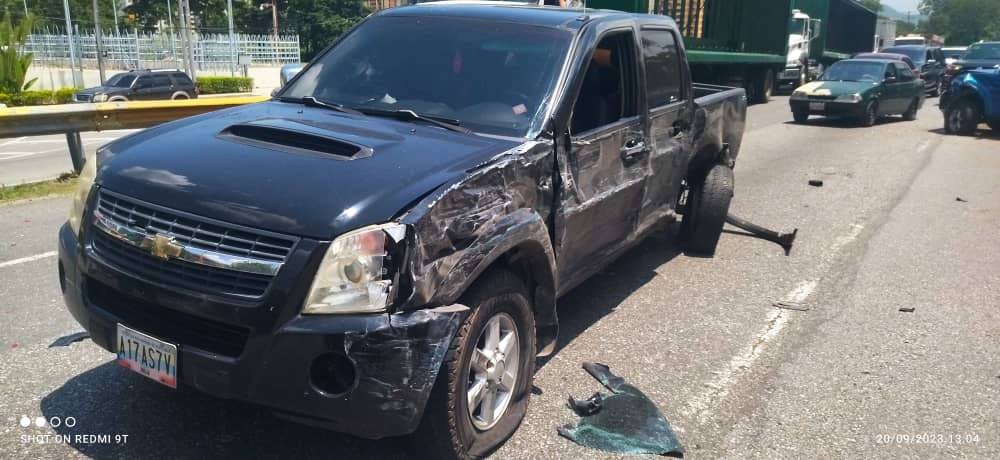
[620,140,648,163]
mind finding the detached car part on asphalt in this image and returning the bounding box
[57,4,746,458]
[790,59,925,126]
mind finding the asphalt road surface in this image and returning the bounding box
[0,131,137,186]
[1,96,998,459]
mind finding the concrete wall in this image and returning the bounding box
[26,65,284,95]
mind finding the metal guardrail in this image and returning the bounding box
[0,96,268,172]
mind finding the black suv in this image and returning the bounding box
[73,69,198,103]
[881,45,946,95]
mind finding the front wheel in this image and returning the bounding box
[945,99,981,135]
[859,101,878,127]
[417,269,536,460]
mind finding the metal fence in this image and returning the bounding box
[25,28,301,71]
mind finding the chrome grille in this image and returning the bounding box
[91,188,297,299]
[75,94,91,102]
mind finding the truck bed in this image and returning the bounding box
[692,83,747,161]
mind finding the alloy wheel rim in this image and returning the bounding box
[467,312,520,431]
[949,109,964,130]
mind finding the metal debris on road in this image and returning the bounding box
[48,331,90,347]
[558,362,684,456]
[773,300,810,311]
[808,179,824,187]
[725,213,798,255]
[956,197,967,202]
[898,307,916,313]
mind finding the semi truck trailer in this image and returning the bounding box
[778,0,878,86]
[587,0,793,103]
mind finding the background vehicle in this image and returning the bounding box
[942,46,968,65]
[776,0,877,87]
[58,5,746,459]
[855,52,915,71]
[73,69,197,102]
[944,42,1000,86]
[587,0,792,104]
[941,67,1000,135]
[894,34,926,46]
[790,59,924,126]
[874,18,896,51]
[880,44,945,95]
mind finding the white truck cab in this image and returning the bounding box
[779,9,822,87]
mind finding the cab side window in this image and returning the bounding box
[153,74,172,88]
[571,31,640,134]
[884,64,898,81]
[641,29,683,108]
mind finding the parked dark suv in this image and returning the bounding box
[74,69,198,103]
[881,45,946,95]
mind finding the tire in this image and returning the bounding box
[902,97,919,121]
[859,101,878,127]
[171,91,190,100]
[945,98,981,135]
[752,69,774,104]
[930,78,941,97]
[792,109,809,123]
[417,268,536,460]
[680,164,734,256]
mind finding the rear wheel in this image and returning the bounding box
[945,98,981,135]
[902,97,919,121]
[751,69,775,104]
[680,164,734,256]
[859,101,878,127]
[417,269,535,460]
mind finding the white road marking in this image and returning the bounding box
[0,251,57,269]
[683,222,866,423]
[0,137,27,147]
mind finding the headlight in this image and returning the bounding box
[836,93,862,103]
[303,223,407,314]
[946,64,963,73]
[791,91,808,100]
[68,152,99,235]
[92,93,109,102]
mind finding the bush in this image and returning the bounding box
[0,88,81,107]
[196,76,254,94]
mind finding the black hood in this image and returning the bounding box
[954,59,1000,70]
[95,100,521,239]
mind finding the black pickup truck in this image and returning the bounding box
[58,4,745,458]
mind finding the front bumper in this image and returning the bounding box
[58,222,468,439]
[790,99,865,117]
[778,67,801,82]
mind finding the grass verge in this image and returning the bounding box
[0,173,79,204]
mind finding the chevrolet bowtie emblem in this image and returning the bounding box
[139,234,184,260]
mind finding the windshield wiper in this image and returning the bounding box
[356,108,472,134]
[278,96,363,116]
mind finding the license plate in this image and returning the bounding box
[809,102,825,111]
[116,324,178,388]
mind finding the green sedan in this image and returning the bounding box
[790,59,925,126]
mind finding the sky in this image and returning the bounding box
[883,0,921,14]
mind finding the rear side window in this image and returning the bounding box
[134,76,153,89]
[153,74,172,87]
[884,64,897,80]
[171,73,193,86]
[641,29,683,107]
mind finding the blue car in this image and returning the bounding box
[941,67,1000,135]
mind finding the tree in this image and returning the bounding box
[0,13,38,93]
[286,0,368,60]
[920,0,1000,44]
[857,0,881,13]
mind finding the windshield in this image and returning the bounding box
[964,43,1000,60]
[788,17,807,35]
[882,47,925,63]
[280,16,573,138]
[104,73,136,88]
[819,61,887,82]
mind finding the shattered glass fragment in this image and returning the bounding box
[558,362,684,456]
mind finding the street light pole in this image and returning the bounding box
[227,0,236,76]
[166,0,179,68]
[62,0,81,87]
[93,0,106,83]
[272,0,279,41]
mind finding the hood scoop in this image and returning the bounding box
[220,120,373,160]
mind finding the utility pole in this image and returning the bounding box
[227,0,236,76]
[62,0,81,87]
[180,0,196,78]
[166,0,179,68]
[93,0,106,83]
[112,0,121,35]
[272,0,279,41]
